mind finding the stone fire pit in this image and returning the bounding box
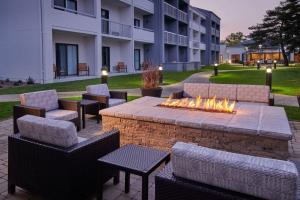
[100,97,292,160]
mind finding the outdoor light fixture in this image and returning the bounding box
[158,65,163,84]
[101,68,108,84]
[259,44,262,49]
[214,63,218,76]
[257,60,261,70]
[266,68,272,90]
[273,60,277,69]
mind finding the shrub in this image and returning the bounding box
[26,77,35,85]
[5,78,10,82]
[142,66,160,89]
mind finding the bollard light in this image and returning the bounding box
[214,63,218,76]
[273,60,277,69]
[158,65,163,84]
[101,68,109,84]
[257,60,261,70]
[266,68,272,90]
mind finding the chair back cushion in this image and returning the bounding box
[20,90,59,111]
[17,115,78,148]
[172,142,298,200]
[86,84,110,97]
[237,85,270,103]
[183,83,210,98]
[209,84,237,100]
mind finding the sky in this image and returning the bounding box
[191,0,282,40]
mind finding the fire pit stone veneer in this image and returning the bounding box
[100,97,292,160]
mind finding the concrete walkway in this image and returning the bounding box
[0,70,299,107]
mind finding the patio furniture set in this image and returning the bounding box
[8,83,299,200]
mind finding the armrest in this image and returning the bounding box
[13,105,46,133]
[82,93,109,109]
[171,91,184,99]
[269,93,274,106]
[58,99,80,112]
[110,91,128,101]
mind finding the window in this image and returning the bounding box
[134,18,141,28]
[101,9,109,19]
[54,0,77,11]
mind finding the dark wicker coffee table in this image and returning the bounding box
[97,144,170,200]
[80,99,100,128]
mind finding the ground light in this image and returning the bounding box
[266,68,272,90]
[274,60,277,69]
[214,63,218,76]
[257,60,261,70]
[158,65,163,84]
[101,68,108,84]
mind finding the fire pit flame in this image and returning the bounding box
[159,96,236,114]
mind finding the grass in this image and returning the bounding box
[211,67,300,96]
[284,106,300,121]
[0,96,141,121]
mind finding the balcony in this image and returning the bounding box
[190,41,200,49]
[190,21,200,31]
[134,0,154,14]
[133,27,154,43]
[102,19,132,39]
[178,10,188,23]
[215,29,220,36]
[164,2,177,19]
[200,25,206,34]
[200,43,206,50]
[164,31,177,45]
[178,35,188,46]
[52,0,95,18]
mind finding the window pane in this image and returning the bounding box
[54,0,65,7]
[67,0,77,11]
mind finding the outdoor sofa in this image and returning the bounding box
[172,83,274,106]
[155,142,298,200]
[8,115,120,200]
[13,89,81,133]
[82,84,127,118]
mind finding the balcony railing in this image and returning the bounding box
[133,27,154,43]
[192,41,200,48]
[164,31,177,45]
[102,19,132,38]
[53,4,95,18]
[164,2,177,19]
[178,35,188,46]
[178,10,188,23]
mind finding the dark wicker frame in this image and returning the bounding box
[8,129,120,200]
[82,91,127,113]
[13,99,81,133]
[171,91,275,106]
[155,164,263,200]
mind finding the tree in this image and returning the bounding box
[248,0,300,66]
[225,32,245,46]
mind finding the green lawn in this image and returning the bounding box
[0,70,207,95]
[284,106,300,121]
[211,67,300,96]
[202,63,256,71]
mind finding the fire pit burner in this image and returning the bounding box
[158,96,236,114]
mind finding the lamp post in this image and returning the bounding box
[101,68,108,84]
[266,68,272,90]
[214,63,218,76]
[273,60,277,69]
[158,65,163,84]
[257,60,261,70]
[244,47,249,66]
[259,44,263,65]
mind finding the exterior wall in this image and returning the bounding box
[220,45,245,64]
[0,0,42,82]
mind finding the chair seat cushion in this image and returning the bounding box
[17,115,78,148]
[109,98,126,107]
[20,90,59,111]
[172,142,298,200]
[46,109,78,121]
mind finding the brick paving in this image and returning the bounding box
[0,117,299,200]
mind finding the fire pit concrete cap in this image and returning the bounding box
[100,97,292,141]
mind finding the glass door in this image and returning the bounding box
[101,9,109,34]
[56,43,78,76]
[134,49,141,70]
[102,46,110,72]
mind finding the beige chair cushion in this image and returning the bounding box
[183,83,210,98]
[86,84,110,97]
[109,98,126,107]
[237,85,270,103]
[46,110,78,121]
[209,84,237,100]
[20,90,59,111]
[17,115,78,148]
[172,142,298,200]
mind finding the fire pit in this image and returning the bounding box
[159,96,236,114]
[100,97,292,160]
